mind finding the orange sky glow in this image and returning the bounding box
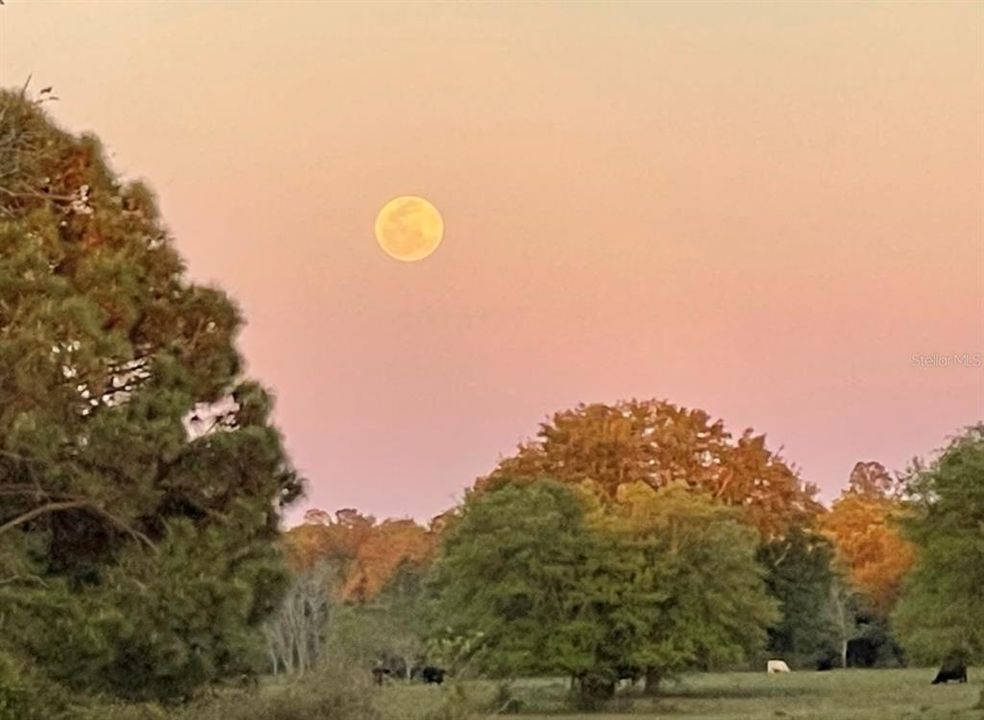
[2,1,981,523]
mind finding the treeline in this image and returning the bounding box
[275,401,982,706]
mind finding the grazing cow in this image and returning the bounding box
[767,660,791,674]
[421,666,445,685]
[932,658,967,685]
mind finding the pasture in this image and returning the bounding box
[376,669,984,720]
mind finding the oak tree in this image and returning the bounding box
[478,400,821,539]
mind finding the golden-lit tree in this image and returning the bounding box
[821,462,914,616]
[282,509,436,603]
[477,400,821,538]
[342,519,436,602]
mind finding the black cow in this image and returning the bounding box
[421,666,445,685]
[932,658,968,685]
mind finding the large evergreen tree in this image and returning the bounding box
[0,89,301,701]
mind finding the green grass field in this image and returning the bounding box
[376,669,984,720]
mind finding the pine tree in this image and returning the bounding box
[0,88,301,701]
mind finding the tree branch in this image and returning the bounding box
[0,500,90,534]
[0,499,157,553]
[0,185,74,202]
[0,574,48,588]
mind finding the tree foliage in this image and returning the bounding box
[477,400,821,538]
[283,509,436,603]
[602,482,778,690]
[427,482,598,680]
[354,560,430,678]
[428,480,776,705]
[894,426,984,663]
[821,462,914,617]
[757,528,838,666]
[0,89,300,701]
[263,562,340,676]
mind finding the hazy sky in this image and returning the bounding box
[2,1,981,524]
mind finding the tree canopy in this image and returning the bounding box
[284,509,436,603]
[427,481,599,682]
[822,462,914,617]
[893,426,984,663]
[602,482,778,688]
[428,479,776,704]
[0,89,300,701]
[757,527,838,667]
[477,399,821,538]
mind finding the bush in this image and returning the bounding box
[487,682,524,714]
[176,669,380,720]
[421,683,482,720]
[64,665,379,720]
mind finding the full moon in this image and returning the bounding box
[374,196,444,262]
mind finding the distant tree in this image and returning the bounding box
[285,509,376,574]
[0,89,300,701]
[478,400,821,538]
[825,574,859,668]
[843,461,904,499]
[822,462,915,617]
[894,426,984,664]
[356,560,430,678]
[342,519,436,602]
[283,509,436,603]
[757,528,838,667]
[263,562,340,676]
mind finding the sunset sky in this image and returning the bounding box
[2,1,981,524]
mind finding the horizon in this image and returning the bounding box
[2,1,980,526]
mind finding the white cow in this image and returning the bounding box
[767,660,791,674]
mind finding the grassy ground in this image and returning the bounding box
[377,669,984,720]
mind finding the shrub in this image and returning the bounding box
[421,683,482,720]
[177,668,380,720]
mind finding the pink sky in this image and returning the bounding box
[2,2,981,523]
